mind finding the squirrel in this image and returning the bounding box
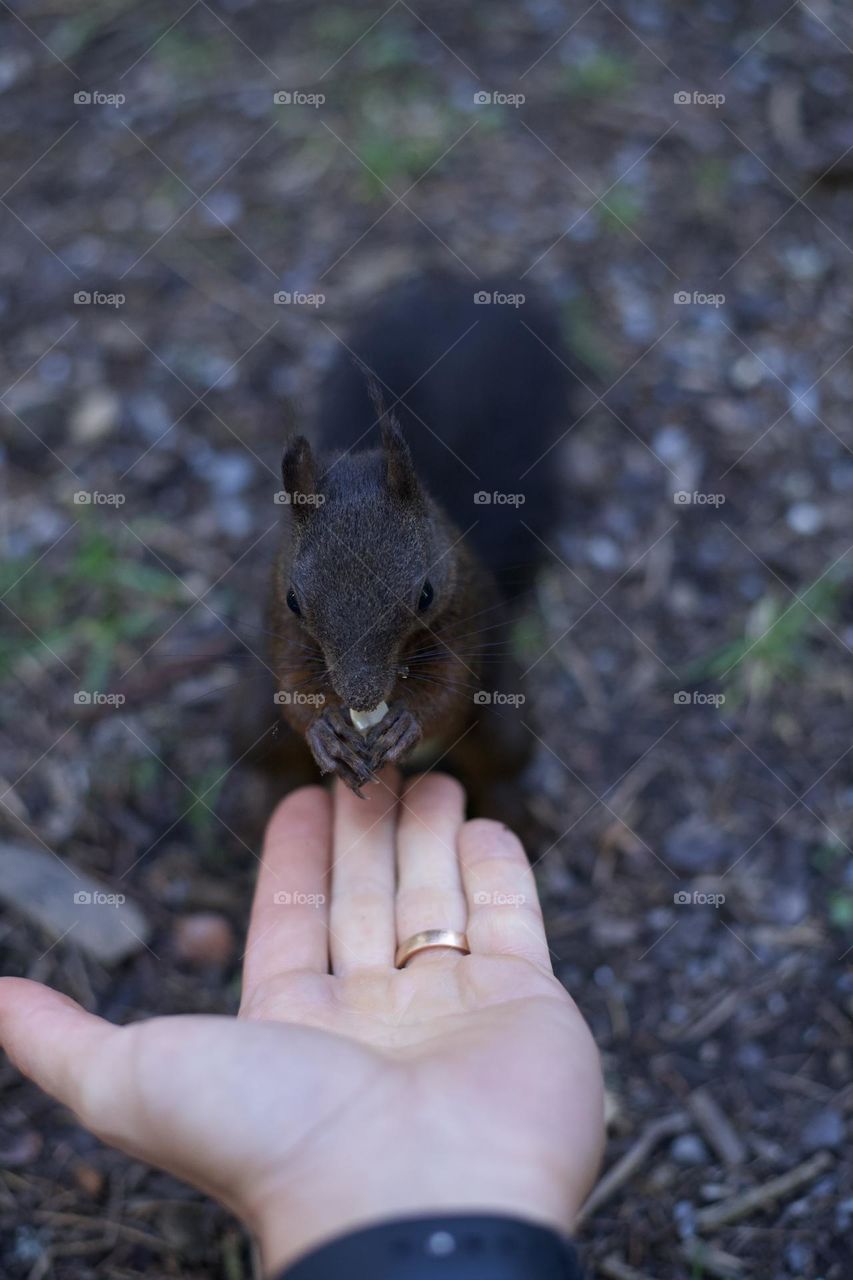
[267,273,573,797]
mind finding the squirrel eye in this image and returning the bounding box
[418,580,434,612]
[286,587,301,616]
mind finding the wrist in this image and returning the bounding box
[253,1164,585,1276]
[262,1213,583,1280]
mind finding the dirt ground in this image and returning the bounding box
[1,2,852,1277]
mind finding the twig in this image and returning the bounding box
[688,1086,747,1166]
[680,1239,743,1278]
[599,1255,654,1280]
[32,1210,170,1251]
[578,1111,689,1223]
[695,1150,833,1231]
[667,989,739,1042]
[765,1069,833,1101]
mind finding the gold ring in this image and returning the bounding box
[395,929,470,969]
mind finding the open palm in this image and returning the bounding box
[0,772,603,1274]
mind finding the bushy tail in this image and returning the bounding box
[315,273,574,593]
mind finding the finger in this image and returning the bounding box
[241,786,332,1000]
[458,819,553,971]
[0,978,123,1126]
[395,773,467,966]
[329,767,401,974]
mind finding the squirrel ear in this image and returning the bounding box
[281,436,317,514]
[357,364,421,504]
[380,418,420,503]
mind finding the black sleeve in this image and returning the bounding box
[272,1214,585,1280]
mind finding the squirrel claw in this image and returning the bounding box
[307,707,375,793]
[366,704,421,771]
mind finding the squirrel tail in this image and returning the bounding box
[315,272,575,594]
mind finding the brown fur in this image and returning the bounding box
[269,421,501,793]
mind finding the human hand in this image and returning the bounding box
[0,771,604,1275]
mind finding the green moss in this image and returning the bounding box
[0,517,187,686]
[563,53,634,99]
[686,571,845,701]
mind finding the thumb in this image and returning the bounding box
[0,977,122,1122]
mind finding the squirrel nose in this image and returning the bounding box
[329,662,393,711]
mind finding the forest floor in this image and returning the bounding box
[1,2,852,1277]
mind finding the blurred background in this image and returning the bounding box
[1,1,852,1276]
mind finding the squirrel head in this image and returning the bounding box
[279,416,457,712]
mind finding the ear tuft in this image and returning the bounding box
[280,436,317,516]
[356,367,421,503]
[380,417,421,503]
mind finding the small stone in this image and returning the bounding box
[69,388,121,443]
[736,1042,766,1070]
[72,1160,105,1197]
[0,1130,42,1167]
[653,424,691,463]
[700,1183,730,1201]
[0,51,30,92]
[38,352,72,386]
[788,382,820,424]
[663,814,730,872]
[128,391,172,441]
[767,884,809,925]
[671,1133,709,1166]
[585,535,622,570]
[0,842,150,965]
[801,1107,844,1152]
[786,502,823,535]
[785,1242,812,1272]
[704,397,753,435]
[195,449,254,496]
[198,191,243,227]
[730,353,764,390]
[173,912,235,967]
[673,1199,696,1238]
[783,245,827,280]
[830,461,853,493]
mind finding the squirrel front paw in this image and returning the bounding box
[306,706,374,796]
[366,702,422,771]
